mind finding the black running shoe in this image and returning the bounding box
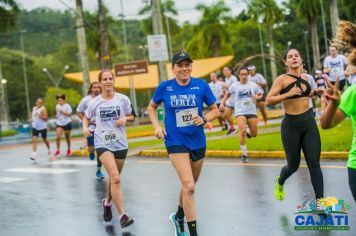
[226,128,236,135]
[241,155,248,163]
[120,214,134,228]
[102,198,112,222]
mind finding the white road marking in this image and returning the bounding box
[0,177,26,183]
[46,160,96,166]
[4,167,79,174]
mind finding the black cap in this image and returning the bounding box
[172,52,193,66]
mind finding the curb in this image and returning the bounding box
[138,150,349,159]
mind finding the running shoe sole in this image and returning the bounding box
[121,218,134,228]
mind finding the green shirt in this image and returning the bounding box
[339,84,356,169]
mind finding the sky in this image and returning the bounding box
[17,0,249,24]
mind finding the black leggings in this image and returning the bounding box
[348,167,356,202]
[278,109,324,199]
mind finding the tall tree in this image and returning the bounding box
[295,0,321,69]
[185,0,233,58]
[98,0,111,69]
[248,0,283,81]
[329,0,339,37]
[0,0,19,32]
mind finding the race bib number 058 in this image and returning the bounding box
[100,130,119,145]
[176,107,198,127]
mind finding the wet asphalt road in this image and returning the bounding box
[0,145,355,236]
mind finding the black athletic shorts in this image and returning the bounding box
[96,148,128,160]
[56,122,72,131]
[166,145,206,162]
[32,128,47,139]
[236,114,258,119]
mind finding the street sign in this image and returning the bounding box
[147,35,169,62]
[114,61,148,76]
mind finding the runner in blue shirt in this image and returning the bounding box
[147,52,219,236]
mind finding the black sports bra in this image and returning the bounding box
[280,74,311,100]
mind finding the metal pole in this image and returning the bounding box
[152,0,167,81]
[165,14,173,59]
[257,22,268,84]
[75,0,91,96]
[304,31,312,73]
[120,0,139,125]
[20,31,31,121]
[319,0,328,54]
[0,61,10,125]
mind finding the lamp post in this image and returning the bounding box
[120,0,139,125]
[319,0,329,54]
[20,30,31,120]
[257,15,268,83]
[303,31,312,73]
[42,65,70,88]
[0,62,10,126]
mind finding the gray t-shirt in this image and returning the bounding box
[229,81,262,116]
[85,93,132,151]
[248,73,266,87]
[77,95,93,113]
[77,95,96,130]
[323,54,347,81]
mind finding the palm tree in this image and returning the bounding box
[0,0,19,32]
[185,0,233,58]
[138,0,178,35]
[294,0,321,69]
[247,0,283,81]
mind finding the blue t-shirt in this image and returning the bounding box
[152,77,216,150]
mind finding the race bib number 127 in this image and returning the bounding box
[176,107,198,127]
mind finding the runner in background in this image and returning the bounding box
[220,67,263,163]
[323,45,348,91]
[30,98,51,161]
[77,82,105,179]
[54,94,72,157]
[247,65,268,125]
[223,66,238,135]
[209,72,228,130]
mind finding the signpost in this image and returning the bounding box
[114,61,149,125]
[147,35,169,62]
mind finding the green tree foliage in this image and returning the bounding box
[185,0,233,58]
[0,0,19,32]
[44,87,81,117]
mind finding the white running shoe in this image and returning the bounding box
[30,152,37,161]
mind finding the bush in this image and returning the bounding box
[0,129,18,137]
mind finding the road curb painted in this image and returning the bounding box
[138,150,349,159]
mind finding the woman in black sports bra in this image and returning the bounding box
[266,48,324,202]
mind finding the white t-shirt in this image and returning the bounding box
[229,81,262,116]
[323,54,347,81]
[85,93,132,151]
[225,75,238,107]
[32,106,47,130]
[248,73,266,87]
[56,103,72,126]
[305,73,317,109]
[209,81,226,104]
[77,95,96,130]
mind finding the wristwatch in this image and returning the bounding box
[202,116,208,125]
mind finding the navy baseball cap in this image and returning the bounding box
[172,52,193,66]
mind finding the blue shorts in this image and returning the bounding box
[166,145,206,162]
[87,135,94,147]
